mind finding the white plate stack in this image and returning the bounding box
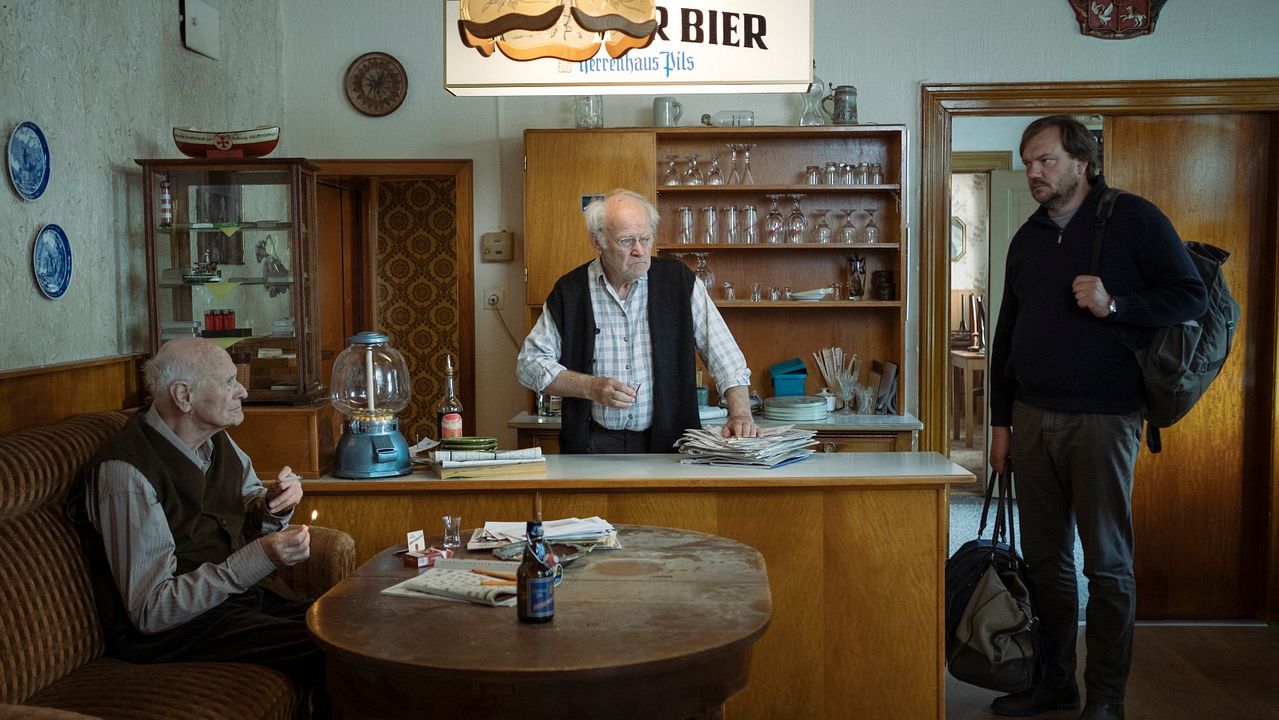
[790,287,834,302]
[762,395,829,421]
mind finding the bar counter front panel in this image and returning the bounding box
[297,452,972,720]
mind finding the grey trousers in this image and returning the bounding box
[1010,401,1143,704]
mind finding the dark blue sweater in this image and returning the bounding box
[989,179,1207,426]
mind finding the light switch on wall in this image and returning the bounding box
[481,231,514,262]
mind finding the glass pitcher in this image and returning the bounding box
[799,62,829,126]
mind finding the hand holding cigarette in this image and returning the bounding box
[267,465,304,514]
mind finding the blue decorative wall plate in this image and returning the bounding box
[32,223,72,299]
[7,121,51,201]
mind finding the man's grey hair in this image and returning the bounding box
[582,189,659,242]
[143,349,196,397]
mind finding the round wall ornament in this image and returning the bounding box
[344,52,408,117]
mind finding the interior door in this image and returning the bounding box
[1106,114,1275,619]
[987,169,1038,338]
[316,181,363,387]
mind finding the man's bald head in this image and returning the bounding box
[145,337,227,399]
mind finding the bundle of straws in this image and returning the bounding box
[813,346,859,407]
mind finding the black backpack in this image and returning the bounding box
[1092,188,1241,452]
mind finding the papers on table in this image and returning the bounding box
[415,446,547,478]
[675,425,818,469]
[468,516,617,550]
[382,567,518,607]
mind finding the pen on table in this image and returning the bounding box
[480,580,516,587]
[471,568,517,581]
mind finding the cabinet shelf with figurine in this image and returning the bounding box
[137,157,322,404]
[524,126,909,425]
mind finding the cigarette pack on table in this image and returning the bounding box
[404,547,453,568]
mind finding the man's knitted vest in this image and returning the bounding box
[545,256,700,453]
[69,409,249,642]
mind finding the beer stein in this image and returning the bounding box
[677,206,694,244]
[821,85,858,126]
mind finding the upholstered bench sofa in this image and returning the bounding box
[0,410,356,720]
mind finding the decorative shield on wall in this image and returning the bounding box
[1067,0,1168,39]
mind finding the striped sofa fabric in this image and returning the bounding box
[0,411,353,719]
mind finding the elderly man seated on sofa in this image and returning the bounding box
[68,337,328,717]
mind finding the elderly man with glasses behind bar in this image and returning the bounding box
[518,188,758,454]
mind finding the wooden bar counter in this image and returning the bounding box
[296,453,972,720]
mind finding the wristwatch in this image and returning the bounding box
[1107,296,1118,318]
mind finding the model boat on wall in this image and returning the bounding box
[172,126,280,158]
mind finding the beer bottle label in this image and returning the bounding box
[526,575,554,618]
[440,413,463,439]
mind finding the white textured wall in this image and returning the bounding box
[0,0,285,370]
[7,1,1279,446]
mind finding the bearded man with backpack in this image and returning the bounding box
[987,115,1208,720]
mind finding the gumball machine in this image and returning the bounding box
[330,332,412,478]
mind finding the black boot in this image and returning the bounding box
[1079,701,1124,719]
[991,682,1081,717]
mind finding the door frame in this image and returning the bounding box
[313,160,476,428]
[918,78,1279,619]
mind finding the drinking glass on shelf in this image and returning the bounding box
[870,163,884,185]
[764,194,785,244]
[838,209,858,243]
[750,282,761,302]
[785,194,807,244]
[741,204,759,244]
[840,163,855,185]
[726,144,742,185]
[692,252,715,290]
[722,281,735,300]
[722,205,740,244]
[707,153,725,185]
[677,205,695,244]
[812,208,833,244]
[824,161,839,185]
[835,372,858,415]
[683,154,705,186]
[699,205,718,244]
[861,207,882,244]
[662,155,681,186]
[740,143,756,184]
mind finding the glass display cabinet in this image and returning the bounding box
[138,158,322,403]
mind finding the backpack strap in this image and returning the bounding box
[1090,187,1127,275]
[1092,188,1162,453]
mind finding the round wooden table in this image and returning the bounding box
[307,525,772,720]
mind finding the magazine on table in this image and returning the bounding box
[381,567,517,607]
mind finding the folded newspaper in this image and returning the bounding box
[381,567,517,607]
[675,425,818,468]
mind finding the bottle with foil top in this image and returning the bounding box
[436,354,463,439]
[158,180,173,227]
[517,519,555,623]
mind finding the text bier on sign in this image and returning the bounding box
[444,0,813,96]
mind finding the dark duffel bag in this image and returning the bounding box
[945,469,1040,693]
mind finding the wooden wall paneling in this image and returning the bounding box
[523,131,657,304]
[0,355,144,435]
[1270,115,1279,622]
[235,400,339,479]
[1109,114,1272,618]
[919,79,1279,622]
[718,489,824,720]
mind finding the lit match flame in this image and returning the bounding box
[310,509,319,523]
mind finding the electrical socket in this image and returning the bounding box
[485,289,504,310]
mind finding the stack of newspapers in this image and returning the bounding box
[468,516,618,550]
[675,425,818,469]
[417,446,547,479]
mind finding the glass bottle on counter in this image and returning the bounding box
[517,519,555,623]
[437,354,463,439]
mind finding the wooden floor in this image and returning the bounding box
[947,624,1279,719]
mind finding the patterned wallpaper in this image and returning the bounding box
[0,1,285,371]
[375,179,459,441]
